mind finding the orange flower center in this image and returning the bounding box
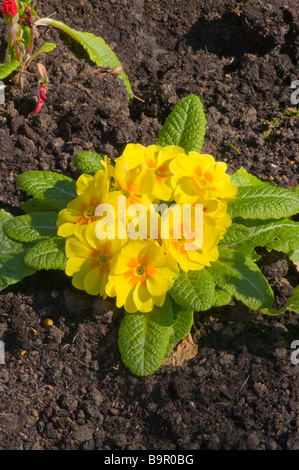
[194,166,214,188]
[154,163,172,181]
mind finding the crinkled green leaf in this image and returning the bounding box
[262,285,299,315]
[0,60,20,79]
[230,167,269,187]
[4,212,58,243]
[169,268,215,312]
[17,171,76,210]
[73,151,104,175]
[210,247,274,310]
[172,304,194,343]
[0,210,36,291]
[221,219,299,255]
[227,185,299,220]
[22,26,31,49]
[118,296,174,376]
[24,237,66,271]
[166,304,194,357]
[156,94,206,153]
[212,287,232,307]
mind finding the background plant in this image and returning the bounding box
[0,95,298,376]
[0,0,133,112]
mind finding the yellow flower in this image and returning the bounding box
[122,143,184,201]
[57,170,109,237]
[111,155,155,206]
[201,198,232,241]
[65,222,123,296]
[161,204,229,272]
[101,155,115,183]
[102,156,156,234]
[170,151,238,204]
[105,239,179,313]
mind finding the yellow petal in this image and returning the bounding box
[58,222,76,238]
[83,267,107,296]
[133,281,154,312]
[76,173,94,196]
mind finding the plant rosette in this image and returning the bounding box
[1,95,299,376]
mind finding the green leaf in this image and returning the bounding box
[17,171,76,210]
[262,285,299,315]
[22,26,31,49]
[73,151,104,175]
[221,219,299,255]
[230,167,269,187]
[21,199,59,214]
[118,296,174,376]
[227,185,299,220]
[166,304,194,357]
[24,237,66,271]
[0,60,20,79]
[293,185,299,194]
[28,43,56,63]
[37,19,133,98]
[156,94,206,153]
[4,212,58,243]
[210,247,274,310]
[290,249,299,263]
[212,287,232,307]
[169,268,215,312]
[172,304,194,343]
[19,0,34,15]
[220,223,251,246]
[0,209,36,291]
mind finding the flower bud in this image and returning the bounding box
[2,0,18,25]
[36,63,49,86]
[34,84,48,114]
[18,5,34,28]
[16,36,26,52]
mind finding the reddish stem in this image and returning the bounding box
[28,26,34,56]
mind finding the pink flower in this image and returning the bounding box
[2,0,18,17]
[34,85,48,114]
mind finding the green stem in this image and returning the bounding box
[11,26,20,61]
[4,31,12,63]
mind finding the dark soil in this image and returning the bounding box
[0,0,299,451]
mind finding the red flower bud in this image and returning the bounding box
[2,0,18,17]
[34,85,48,114]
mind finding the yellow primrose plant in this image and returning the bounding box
[1,95,299,376]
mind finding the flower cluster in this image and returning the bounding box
[57,144,237,313]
